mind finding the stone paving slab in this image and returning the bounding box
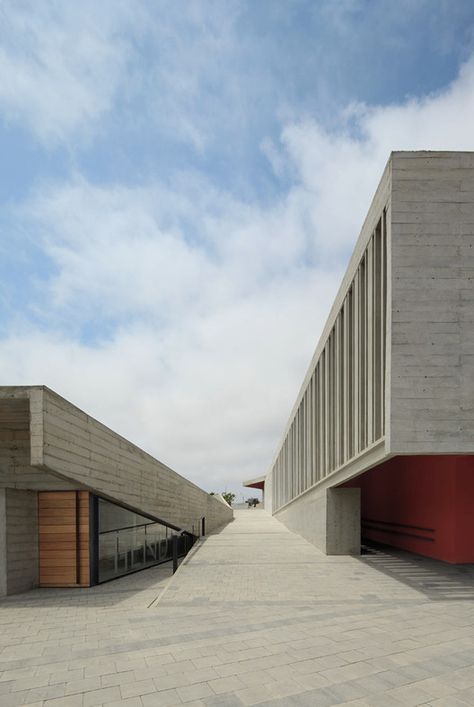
[1,509,474,706]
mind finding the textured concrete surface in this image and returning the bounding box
[1,509,474,706]
[0,488,6,597]
[276,488,360,556]
[4,489,38,595]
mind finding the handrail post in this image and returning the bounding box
[201,516,205,537]
[172,534,178,574]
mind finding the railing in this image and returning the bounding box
[97,516,205,583]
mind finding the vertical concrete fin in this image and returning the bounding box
[29,387,44,468]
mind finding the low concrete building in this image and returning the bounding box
[260,151,474,563]
[0,385,232,595]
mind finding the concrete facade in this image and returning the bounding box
[0,385,233,595]
[0,488,39,596]
[273,487,360,555]
[5,489,38,594]
[0,489,6,596]
[264,151,474,560]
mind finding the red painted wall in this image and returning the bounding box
[342,455,474,563]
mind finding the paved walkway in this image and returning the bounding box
[1,510,474,707]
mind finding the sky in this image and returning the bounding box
[2,0,474,502]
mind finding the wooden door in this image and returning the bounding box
[38,491,90,587]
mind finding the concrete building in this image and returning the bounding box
[261,151,474,563]
[0,385,232,596]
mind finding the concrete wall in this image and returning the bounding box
[390,152,474,454]
[0,396,76,491]
[5,489,38,594]
[0,488,39,597]
[0,395,73,598]
[22,386,232,534]
[0,489,6,596]
[275,486,360,555]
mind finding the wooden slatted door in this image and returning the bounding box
[38,491,90,587]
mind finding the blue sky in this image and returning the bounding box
[2,0,474,497]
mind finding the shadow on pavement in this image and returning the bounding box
[0,560,176,610]
[358,540,474,601]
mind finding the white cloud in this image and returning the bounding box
[3,55,474,497]
[0,0,249,152]
[281,55,474,256]
[0,1,140,144]
[142,1,248,153]
[1,169,343,494]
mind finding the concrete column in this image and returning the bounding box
[326,488,360,555]
[274,486,360,555]
[0,489,7,597]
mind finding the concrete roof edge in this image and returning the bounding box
[0,384,218,503]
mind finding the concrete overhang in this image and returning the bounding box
[243,475,265,491]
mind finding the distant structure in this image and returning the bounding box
[242,475,265,504]
[253,151,474,564]
[0,386,232,595]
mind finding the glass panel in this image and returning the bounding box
[98,531,117,582]
[98,497,155,533]
[97,496,189,583]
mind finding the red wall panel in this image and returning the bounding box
[342,456,474,563]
